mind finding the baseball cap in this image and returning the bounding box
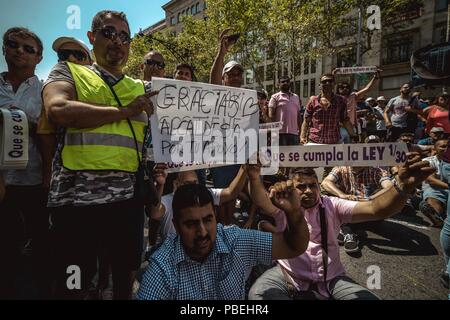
[52,37,92,59]
[366,135,380,143]
[257,88,268,99]
[430,127,444,133]
[376,96,386,101]
[222,61,244,76]
[365,97,375,103]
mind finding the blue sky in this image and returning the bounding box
[0,0,167,79]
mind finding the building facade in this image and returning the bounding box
[144,0,449,104]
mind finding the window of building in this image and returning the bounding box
[246,69,254,85]
[434,23,448,44]
[283,60,289,77]
[196,3,200,13]
[303,79,309,98]
[266,64,275,81]
[266,85,274,96]
[381,74,410,90]
[303,59,309,75]
[310,79,316,96]
[295,80,301,97]
[383,33,415,65]
[170,16,177,25]
[310,60,316,74]
[204,1,207,10]
[191,5,196,15]
[177,13,181,23]
[337,47,357,67]
[436,0,449,11]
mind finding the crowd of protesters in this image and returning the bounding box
[0,10,449,301]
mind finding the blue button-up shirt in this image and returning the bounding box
[137,224,272,300]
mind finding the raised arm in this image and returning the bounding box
[351,154,435,223]
[210,29,233,85]
[321,173,358,200]
[219,165,247,204]
[354,70,381,99]
[247,165,309,259]
[43,81,156,129]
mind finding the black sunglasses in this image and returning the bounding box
[321,79,334,85]
[95,26,131,44]
[5,39,38,55]
[145,59,165,69]
[57,49,88,62]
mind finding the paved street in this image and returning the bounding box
[339,211,447,300]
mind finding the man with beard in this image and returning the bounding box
[248,155,435,300]
[269,77,302,146]
[137,181,310,300]
[384,83,421,142]
[42,10,157,300]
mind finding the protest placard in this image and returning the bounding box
[335,66,378,75]
[264,143,408,168]
[150,78,260,164]
[146,142,408,173]
[0,108,29,169]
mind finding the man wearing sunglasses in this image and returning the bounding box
[142,50,165,81]
[53,37,92,66]
[248,155,435,300]
[301,73,356,146]
[0,27,52,299]
[42,10,157,300]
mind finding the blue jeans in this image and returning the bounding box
[340,127,351,144]
[439,161,450,297]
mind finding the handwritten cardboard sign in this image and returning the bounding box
[0,108,29,169]
[150,78,260,164]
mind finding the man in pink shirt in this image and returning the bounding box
[247,156,435,300]
[269,77,302,146]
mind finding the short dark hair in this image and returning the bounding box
[400,132,415,137]
[175,63,196,80]
[435,138,448,147]
[172,184,214,220]
[292,168,318,180]
[321,73,335,80]
[3,27,43,56]
[279,76,290,82]
[91,10,130,34]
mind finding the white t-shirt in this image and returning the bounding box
[158,188,222,244]
[0,73,43,186]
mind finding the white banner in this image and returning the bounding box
[335,66,378,75]
[150,78,260,164]
[0,108,29,169]
[259,121,283,130]
[146,143,408,173]
[265,143,408,168]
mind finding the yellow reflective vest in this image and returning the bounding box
[61,62,147,172]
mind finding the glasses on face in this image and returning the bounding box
[321,79,334,85]
[5,39,38,55]
[280,80,290,84]
[57,49,88,62]
[145,59,165,70]
[95,26,131,44]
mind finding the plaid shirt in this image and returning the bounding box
[329,166,390,198]
[305,94,348,144]
[137,224,272,300]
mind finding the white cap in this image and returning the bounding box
[365,97,375,102]
[52,37,92,59]
[430,127,444,133]
[376,96,386,101]
[222,60,244,76]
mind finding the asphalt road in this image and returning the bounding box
[339,211,448,300]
